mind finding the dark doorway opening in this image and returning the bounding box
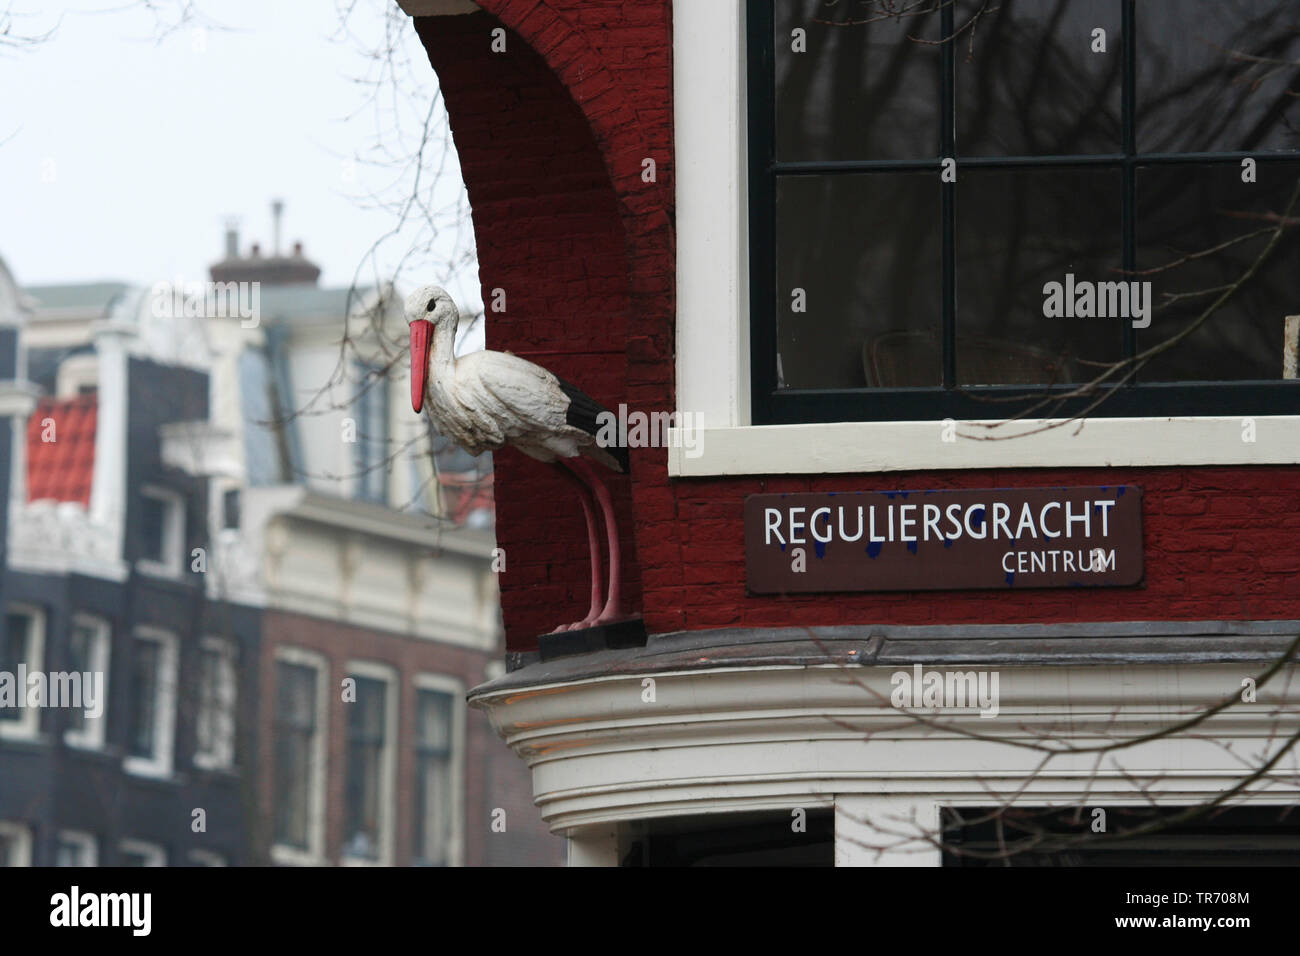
[620,809,834,867]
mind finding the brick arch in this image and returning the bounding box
[414,5,676,650]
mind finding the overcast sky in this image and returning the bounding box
[0,0,479,308]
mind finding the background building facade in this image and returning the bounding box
[0,228,562,866]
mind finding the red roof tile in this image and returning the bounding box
[27,394,97,505]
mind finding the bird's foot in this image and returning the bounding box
[549,616,600,634]
[592,611,631,626]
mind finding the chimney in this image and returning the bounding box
[271,198,284,256]
[224,218,239,259]
[208,204,320,286]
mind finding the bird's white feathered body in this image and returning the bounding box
[408,286,625,473]
[429,350,592,463]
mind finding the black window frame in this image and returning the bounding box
[747,0,1300,425]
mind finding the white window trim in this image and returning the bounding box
[669,0,1300,476]
[270,646,329,867]
[340,660,398,867]
[123,627,178,780]
[0,821,33,867]
[118,838,166,867]
[55,829,98,867]
[54,352,100,399]
[136,485,185,578]
[1,603,45,741]
[193,636,238,772]
[64,614,110,751]
[413,672,465,868]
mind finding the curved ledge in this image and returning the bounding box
[470,647,1300,832]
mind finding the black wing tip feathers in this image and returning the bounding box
[555,375,630,475]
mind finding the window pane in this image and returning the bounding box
[55,836,93,867]
[957,0,1122,156]
[1137,0,1300,154]
[273,662,317,849]
[775,0,940,161]
[127,639,160,758]
[239,348,287,486]
[415,690,453,865]
[65,623,93,736]
[197,644,236,765]
[776,172,942,388]
[0,615,31,723]
[343,676,387,860]
[417,690,452,750]
[222,489,240,530]
[140,496,166,564]
[1136,162,1300,382]
[956,167,1124,385]
[356,367,389,505]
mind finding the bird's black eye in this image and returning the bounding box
[426,299,436,312]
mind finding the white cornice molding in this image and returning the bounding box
[8,501,128,581]
[245,486,501,649]
[283,490,497,558]
[471,662,1300,833]
[160,421,242,478]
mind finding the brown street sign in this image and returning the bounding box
[744,486,1143,594]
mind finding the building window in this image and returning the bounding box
[64,615,110,750]
[942,805,1300,865]
[341,663,396,865]
[413,684,457,866]
[748,0,1300,424]
[0,822,33,867]
[1,605,45,740]
[124,629,177,778]
[354,363,389,505]
[118,839,166,867]
[54,830,98,867]
[194,637,238,771]
[272,650,327,864]
[222,488,241,530]
[137,486,185,577]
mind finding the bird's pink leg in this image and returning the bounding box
[549,462,602,632]
[565,458,624,623]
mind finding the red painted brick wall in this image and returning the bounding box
[415,7,664,647]
[415,3,1300,653]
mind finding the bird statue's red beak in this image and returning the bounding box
[410,318,432,413]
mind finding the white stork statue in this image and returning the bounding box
[407,285,630,632]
